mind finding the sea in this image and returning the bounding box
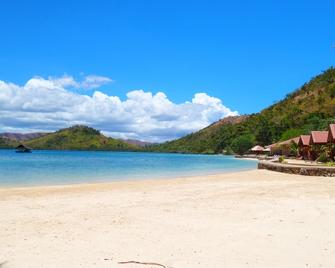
[0,150,257,187]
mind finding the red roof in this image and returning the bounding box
[328,124,335,142]
[299,135,311,146]
[311,131,329,144]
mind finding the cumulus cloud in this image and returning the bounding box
[0,76,238,142]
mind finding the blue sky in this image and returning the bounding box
[0,0,334,141]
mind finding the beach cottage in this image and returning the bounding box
[310,131,329,160]
[298,135,311,160]
[268,137,300,156]
[328,124,335,142]
[328,124,335,158]
[311,131,329,144]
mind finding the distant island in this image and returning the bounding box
[1,67,334,153]
[0,125,141,151]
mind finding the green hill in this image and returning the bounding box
[149,67,335,154]
[24,125,139,151]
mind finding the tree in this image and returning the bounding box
[255,120,273,145]
[280,128,304,141]
[231,134,255,155]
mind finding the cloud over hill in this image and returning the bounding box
[0,75,238,142]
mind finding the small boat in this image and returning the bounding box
[15,144,32,153]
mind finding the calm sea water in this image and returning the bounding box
[0,150,256,187]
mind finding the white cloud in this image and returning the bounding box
[48,75,80,88]
[0,76,238,142]
[42,74,113,90]
[81,75,113,89]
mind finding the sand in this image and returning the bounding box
[1,169,335,268]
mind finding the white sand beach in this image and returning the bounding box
[1,169,335,268]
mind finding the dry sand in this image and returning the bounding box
[1,169,335,268]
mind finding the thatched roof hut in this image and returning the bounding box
[250,145,265,154]
[266,137,300,156]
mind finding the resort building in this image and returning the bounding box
[267,137,299,156]
[328,124,335,143]
[311,131,329,145]
[310,131,329,160]
[298,135,311,160]
[256,124,335,161]
[328,124,335,158]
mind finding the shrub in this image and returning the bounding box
[290,142,299,157]
[317,152,329,163]
[279,156,285,163]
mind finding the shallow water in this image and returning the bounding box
[0,150,256,186]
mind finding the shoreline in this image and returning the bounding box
[0,169,256,195]
[0,165,257,190]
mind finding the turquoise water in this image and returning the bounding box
[0,150,256,187]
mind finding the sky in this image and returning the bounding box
[0,0,334,142]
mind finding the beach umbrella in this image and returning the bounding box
[250,145,264,152]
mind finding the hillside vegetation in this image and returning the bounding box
[149,67,335,154]
[24,125,139,151]
[0,137,18,149]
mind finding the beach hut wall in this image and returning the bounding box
[328,124,335,142]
